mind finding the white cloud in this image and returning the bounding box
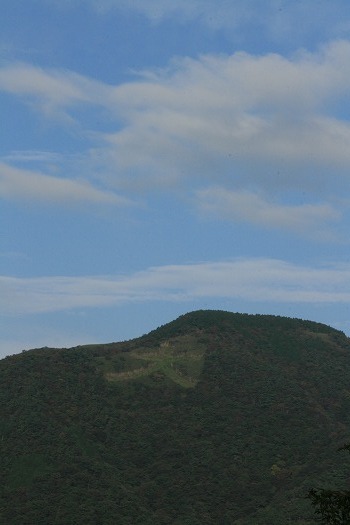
[2,42,350,228]
[0,63,108,118]
[0,162,128,205]
[196,187,340,235]
[102,41,350,186]
[3,42,350,181]
[2,259,350,316]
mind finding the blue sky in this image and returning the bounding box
[2,0,350,357]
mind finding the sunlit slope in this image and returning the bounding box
[1,310,350,524]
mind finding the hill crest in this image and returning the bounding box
[1,310,350,524]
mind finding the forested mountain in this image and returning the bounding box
[2,310,350,524]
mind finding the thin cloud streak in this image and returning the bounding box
[2,150,63,164]
[2,259,350,315]
[0,63,109,120]
[0,163,129,205]
[52,0,350,40]
[48,0,258,25]
[196,187,340,236]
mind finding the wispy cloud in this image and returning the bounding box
[0,63,108,119]
[0,163,129,205]
[196,187,340,237]
[51,0,350,41]
[2,150,63,164]
[3,42,350,178]
[102,41,350,186]
[2,41,350,229]
[48,0,252,24]
[2,259,350,315]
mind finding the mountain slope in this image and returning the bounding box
[1,310,350,524]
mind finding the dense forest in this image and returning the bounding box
[1,310,350,524]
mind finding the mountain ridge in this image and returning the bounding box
[1,310,350,524]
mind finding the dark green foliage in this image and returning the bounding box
[1,310,350,524]
[308,489,350,524]
[308,446,350,524]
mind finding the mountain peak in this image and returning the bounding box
[1,311,350,524]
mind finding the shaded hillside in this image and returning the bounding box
[1,310,350,524]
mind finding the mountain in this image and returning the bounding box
[1,310,350,524]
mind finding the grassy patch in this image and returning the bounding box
[104,335,205,388]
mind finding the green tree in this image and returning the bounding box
[307,445,350,524]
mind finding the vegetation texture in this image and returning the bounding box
[1,310,350,524]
